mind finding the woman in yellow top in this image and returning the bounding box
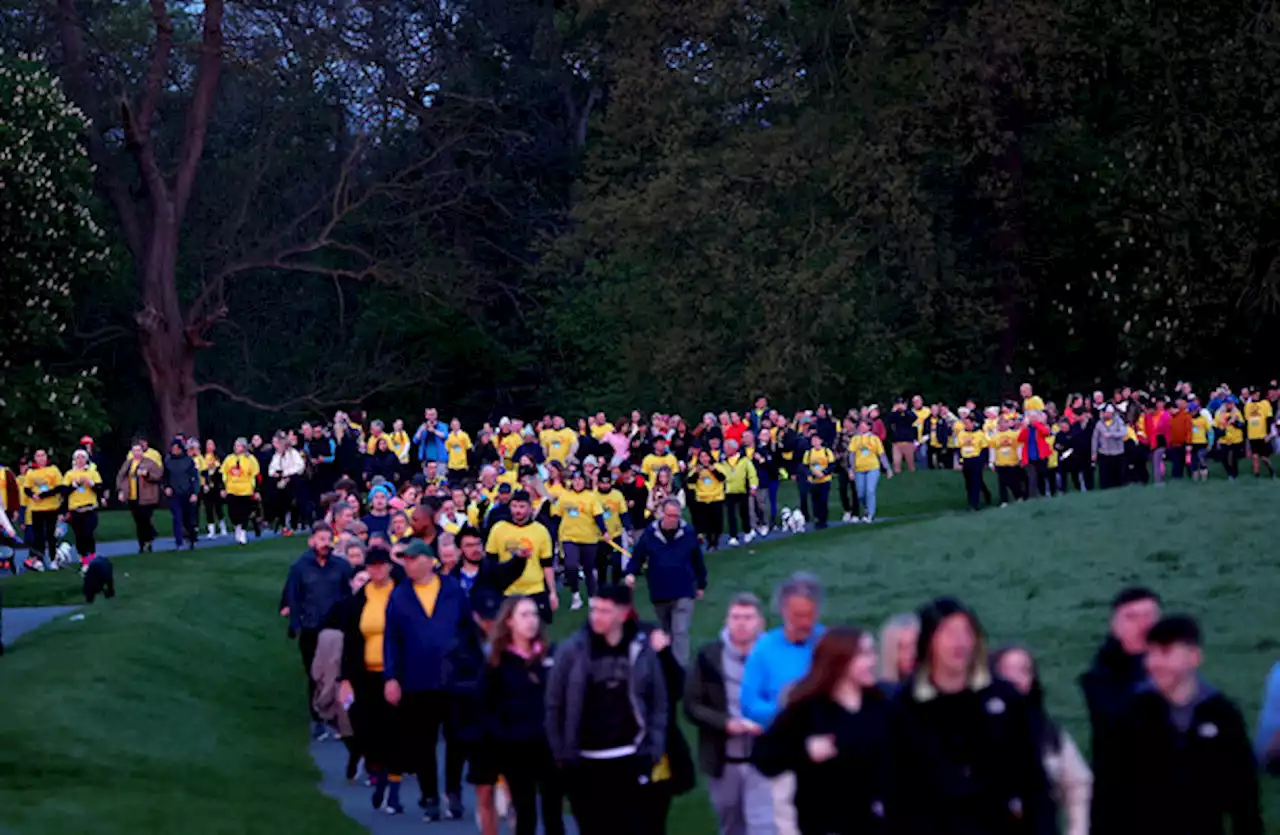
[955,412,990,511]
[63,449,102,565]
[802,434,836,530]
[1215,402,1246,480]
[992,420,1024,505]
[554,470,609,611]
[201,439,227,539]
[688,448,727,550]
[445,419,472,482]
[1189,405,1212,482]
[848,420,892,523]
[22,449,63,568]
[388,419,412,466]
[220,437,262,546]
[336,547,405,813]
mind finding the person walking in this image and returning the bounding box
[162,437,201,551]
[624,497,708,668]
[485,490,559,622]
[1114,615,1262,834]
[992,645,1093,835]
[954,412,989,511]
[1079,586,1161,835]
[1143,397,1173,484]
[546,584,667,835]
[335,545,404,812]
[741,573,826,728]
[800,435,835,530]
[382,538,476,822]
[685,594,774,835]
[116,444,162,553]
[281,522,354,740]
[753,627,892,835]
[200,439,228,538]
[22,449,63,569]
[483,596,566,835]
[886,399,916,474]
[876,612,920,693]
[887,596,1055,834]
[688,449,727,550]
[220,438,261,546]
[62,449,102,566]
[555,469,610,611]
[1091,404,1128,489]
[1168,397,1193,480]
[1018,411,1052,498]
[268,431,306,534]
[847,420,890,523]
[722,439,758,546]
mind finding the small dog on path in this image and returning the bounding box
[82,556,115,604]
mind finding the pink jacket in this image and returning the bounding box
[1143,410,1171,450]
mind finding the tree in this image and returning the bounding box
[0,50,108,461]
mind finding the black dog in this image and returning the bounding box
[82,556,115,603]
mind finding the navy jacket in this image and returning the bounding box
[281,551,353,633]
[625,520,707,602]
[383,577,472,693]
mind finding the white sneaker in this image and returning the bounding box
[744,531,756,544]
[756,526,769,537]
[219,521,228,536]
[863,515,873,523]
[727,537,740,547]
[206,524,216,539]
[570,592,583,611]
[842,512,853,523]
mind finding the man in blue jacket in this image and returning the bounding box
[740,572,826,727]
[623,497,706,667]
[383,538,474,822]
[413,407,448,468]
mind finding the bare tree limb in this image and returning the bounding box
[196,379,399,413]
[138,0,175,137]
[173,0,225,219]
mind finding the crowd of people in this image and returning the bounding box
[2,385,1279,832]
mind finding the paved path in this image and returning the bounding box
[94,530,280,559]
[311,738,577,834]
[1,605,81,646]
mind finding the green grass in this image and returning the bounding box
[93,508,174,544]
[4,474,1279,833]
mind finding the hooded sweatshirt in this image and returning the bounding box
[163,448,201,498]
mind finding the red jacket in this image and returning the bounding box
[1018,422,1052,465]
[1144,410,1171,450]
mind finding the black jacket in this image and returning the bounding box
[1114,682,1261,835]
[653,640,697,796]
[887,410,916,444]
[162,453,201,497]
[1079,636,1146,835]
[685,639,734,777]
[446,558,525,599]
[363,450,400,486]
[755,694,892,835]
[483,646,555,746]
[281,551,353,633]
[888,678,1056,835]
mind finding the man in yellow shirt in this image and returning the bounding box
[955,411,990,511]
[641,435,680,485]
[541,415,578,466]
[911,395,931,470]
[1243,389,1275,478]
[992,418,1023,506]
[445,419,472,482]
[589,411,614,441]
[485,491,558,622]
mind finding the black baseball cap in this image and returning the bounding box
[365,546,392,565]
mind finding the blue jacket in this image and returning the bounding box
[413,422,448,463]
[625,520,707,603]
[740,625,826,726]
[383,577,473,693]
[1256,661,1280,766]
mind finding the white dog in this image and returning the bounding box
[779,507,807,534]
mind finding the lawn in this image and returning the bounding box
[4,474,1279,833]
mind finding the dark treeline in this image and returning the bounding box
[5,0,1280,455]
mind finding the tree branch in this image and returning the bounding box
[173,0,225,219]
[138,0,175,138]
[196,379,398,414]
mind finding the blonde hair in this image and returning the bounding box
[879,612,921,683]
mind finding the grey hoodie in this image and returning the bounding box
[1091,415,1128,457]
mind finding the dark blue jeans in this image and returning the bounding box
[169,495,198,546]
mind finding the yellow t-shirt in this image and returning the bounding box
[364,433,386,455]
[913,408,931,442]
[202,453,221,476]
[690,465,726,503]
[24,466,64,512]
[993,430,1021,467]
[413,576,441,618]
[956,429,988,459]
[597,488,628,538]
[143,448,163,468]
[555,489,605,544]
[590,422,614,441]
[1245,401,1273,440]
[1217,410,1245,445]
[389,431,411,464]
[849,434,885,473]
[499,433,522,465]
[446,431,472,471]
[1023,395,1045,413]
[63,467,101,511]
[360,581,395,671]
[542,428,577,464]
[220,454,260,496]
[641,453,679,484]
[486,520,554,596]
[803,448,836,484]
[1190,414,1211,445]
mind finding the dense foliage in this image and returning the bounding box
[0,51,107,460]
[3,0,1280,451]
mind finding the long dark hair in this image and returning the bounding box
[488,596,549,668]
[785,627,873,707]
[990,644,1061,754]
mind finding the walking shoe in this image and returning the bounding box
[570,592,583,611]
[727,537,740,547]
[744,531,756,544]
[218,521,228,536]
[310,721,328,741]
[385,781,404,815]
[842,512,853,523]
[206,524,216,539]
[371,778,388,811]
[863,515,873,523]
[446,793,465,820]
[422,798,442,822]
[756,526,769,538]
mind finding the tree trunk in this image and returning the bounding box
[138,213,200,440]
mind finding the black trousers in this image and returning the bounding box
[29,510,59,561]
[596,543,620,588]
[201,487,224,525]
[961,459,985,510]
[567,756,643,835]
[351,670,398,773]
[725,493,750,538]
[1098,454,1125,489]
[169,495,198,545]
[400,690,449,802]
[269,480,295,529]
[809,481,831,527]
[501,739,565,835]
[68,510,98,557]
[1169,446,1187,479]
[836,470,860,516]
[129,502,156,546]
[690,500,723,547]
[1222,443,1243,478]
[226,494,254,527]
[298,628,321,722]
[996,467,1023,504]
